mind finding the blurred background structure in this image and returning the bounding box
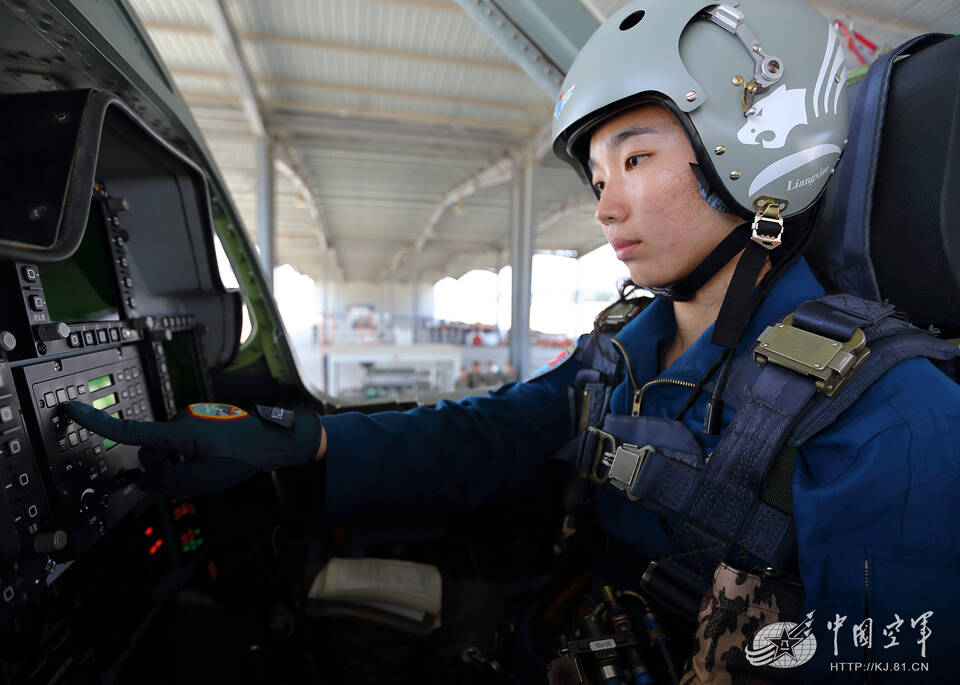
[126,0,959,400]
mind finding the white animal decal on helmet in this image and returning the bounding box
[737,86,808,149]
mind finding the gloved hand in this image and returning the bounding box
[65,401,323,497]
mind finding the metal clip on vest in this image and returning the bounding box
[754,314,870,397]
[585,426,616,484]
[605,443,656,503]
[585,426,658,502]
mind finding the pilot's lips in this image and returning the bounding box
[609,238,640,260]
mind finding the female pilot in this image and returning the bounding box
[69,1,960,680]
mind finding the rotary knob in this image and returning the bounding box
[33,530,68,554]
[34,322,70,342]
[79,488,110,514]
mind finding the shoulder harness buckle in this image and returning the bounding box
[584,426,655,502]
[754,313,870,397]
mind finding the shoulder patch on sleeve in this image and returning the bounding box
[186,403,248,420]
[526,342,579,382]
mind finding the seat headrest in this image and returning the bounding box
[807,35,960,329]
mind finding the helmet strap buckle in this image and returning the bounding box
[751,201,785,250]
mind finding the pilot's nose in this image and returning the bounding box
[594,179,627,226]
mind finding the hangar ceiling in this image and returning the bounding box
[126,0,960,285]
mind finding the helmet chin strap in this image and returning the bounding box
[644,194,784,434]
[645,224,752,302]
[704,203,785,433]
[645,162,746,302]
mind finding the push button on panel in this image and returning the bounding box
[67,432,79,448]
[7,439,21,456]
[67,387,77,401]
[96,330,108,344]
[29,295,44,312]
[68,333,81,348]
[21,265,38,283]
[43,392,56,407]
[83,331,95,346]
[55,389,67,404]
[0,406,12,424]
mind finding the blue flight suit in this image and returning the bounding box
[323,257,960,677]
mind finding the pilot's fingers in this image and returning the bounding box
[65,401,171,448]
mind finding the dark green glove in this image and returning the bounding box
[65,401,322,497]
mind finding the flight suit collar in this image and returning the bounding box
[612,257,826,388]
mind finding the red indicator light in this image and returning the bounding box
[156,539,163,549]
[144,526,154,537]
[208,561,218,580]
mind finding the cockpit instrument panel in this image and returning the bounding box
[0,88,243,680]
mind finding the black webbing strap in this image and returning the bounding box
[648,224,751,302]
[760,446,796,515]
[710,239,770,350]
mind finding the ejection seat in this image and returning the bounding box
[806,33,960,339]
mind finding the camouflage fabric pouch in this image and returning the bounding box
[680,562,805,684]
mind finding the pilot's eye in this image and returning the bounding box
[593,180,606,195]
[625,155,646,169]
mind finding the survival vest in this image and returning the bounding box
[554,33,960,621]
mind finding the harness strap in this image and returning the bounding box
[558,294,958,619]
[648,361,818,616]
[645,294,959,618]
[571,333,621,472]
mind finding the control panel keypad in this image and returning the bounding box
[25,346,154,558]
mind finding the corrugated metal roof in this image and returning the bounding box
[126,0,960,285]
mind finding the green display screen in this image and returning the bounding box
[41,205,120,322]
[92,393,118,411]
[87,375,113,392]
[103,412,121,450]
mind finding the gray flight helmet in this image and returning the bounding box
[552,0,849,220]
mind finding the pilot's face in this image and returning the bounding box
[588,104,737,289]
